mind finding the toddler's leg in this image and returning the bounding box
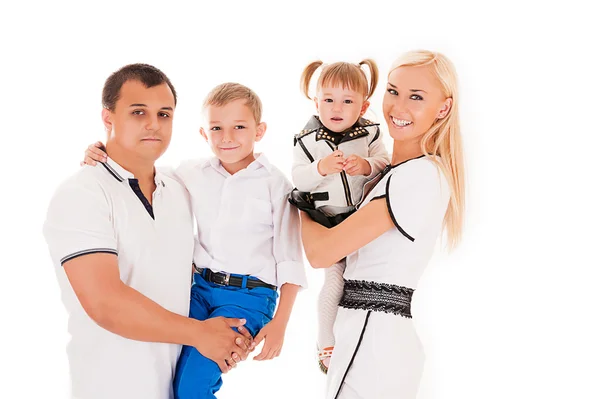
[317,260,345,373]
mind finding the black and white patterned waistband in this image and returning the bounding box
[339,279,414,318]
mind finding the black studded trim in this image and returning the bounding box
[299,115,379,146]
[337,125,371,144]
[316,127,345,146]
[339,279,414,318]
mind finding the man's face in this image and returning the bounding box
[102,80,175,161]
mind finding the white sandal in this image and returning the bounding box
[317,346,334,374]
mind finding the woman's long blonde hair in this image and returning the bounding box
[389,50,465,250]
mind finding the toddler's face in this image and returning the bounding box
[314,85,368,133]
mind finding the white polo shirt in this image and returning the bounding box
[175,154,308,289]
[43,157,194,399]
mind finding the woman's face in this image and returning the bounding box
[382,65,451,143]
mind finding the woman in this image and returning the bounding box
[298,50,465,399]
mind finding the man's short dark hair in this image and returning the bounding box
[102,63,177,111]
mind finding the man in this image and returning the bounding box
[43,64,252,399]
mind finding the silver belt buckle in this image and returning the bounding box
[214,271,231,286]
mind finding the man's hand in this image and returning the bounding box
[252,318,287,361]
[317,150,345,176]
[343,155,371,176]
[227,324,256,368]
[193,317,251,373]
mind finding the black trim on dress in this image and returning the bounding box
[334,311,372,399]
[385,175,415,242]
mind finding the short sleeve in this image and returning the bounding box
[384,161,450,242]
[43,177,117,267]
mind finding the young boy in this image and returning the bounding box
[82,83,307,399]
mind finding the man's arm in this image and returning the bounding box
[64,253,251,372]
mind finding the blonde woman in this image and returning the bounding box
[299,50,465,399]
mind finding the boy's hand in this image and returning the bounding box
[252,318,286,361]
[317,150,345,176]
[343,155,371,176]
[79,141,107,166]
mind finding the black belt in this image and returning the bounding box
[196,267,277,290]
[339,279,414,318]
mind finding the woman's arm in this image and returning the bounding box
[302,161,450,269]
[300,198,394,268]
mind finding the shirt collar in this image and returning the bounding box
[100,156,164,187]
[101,157,134,182]
[302,115,376,132]
[206,153,273,177]
[249,153,272,173]
[301,115,376,145]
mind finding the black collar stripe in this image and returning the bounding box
[101,162,125,182]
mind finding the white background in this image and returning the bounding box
[2,1,599,398]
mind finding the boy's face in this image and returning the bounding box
[200,99,266,174]
[314,85,369,133]
[102,80,175,161]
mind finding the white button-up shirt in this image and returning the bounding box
[176,154,307,289]
[43,157,194,399]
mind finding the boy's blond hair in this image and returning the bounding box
[203,82,263,123]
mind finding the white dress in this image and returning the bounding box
[326,155,450,399]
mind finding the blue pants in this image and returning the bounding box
[173,273,278,399]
